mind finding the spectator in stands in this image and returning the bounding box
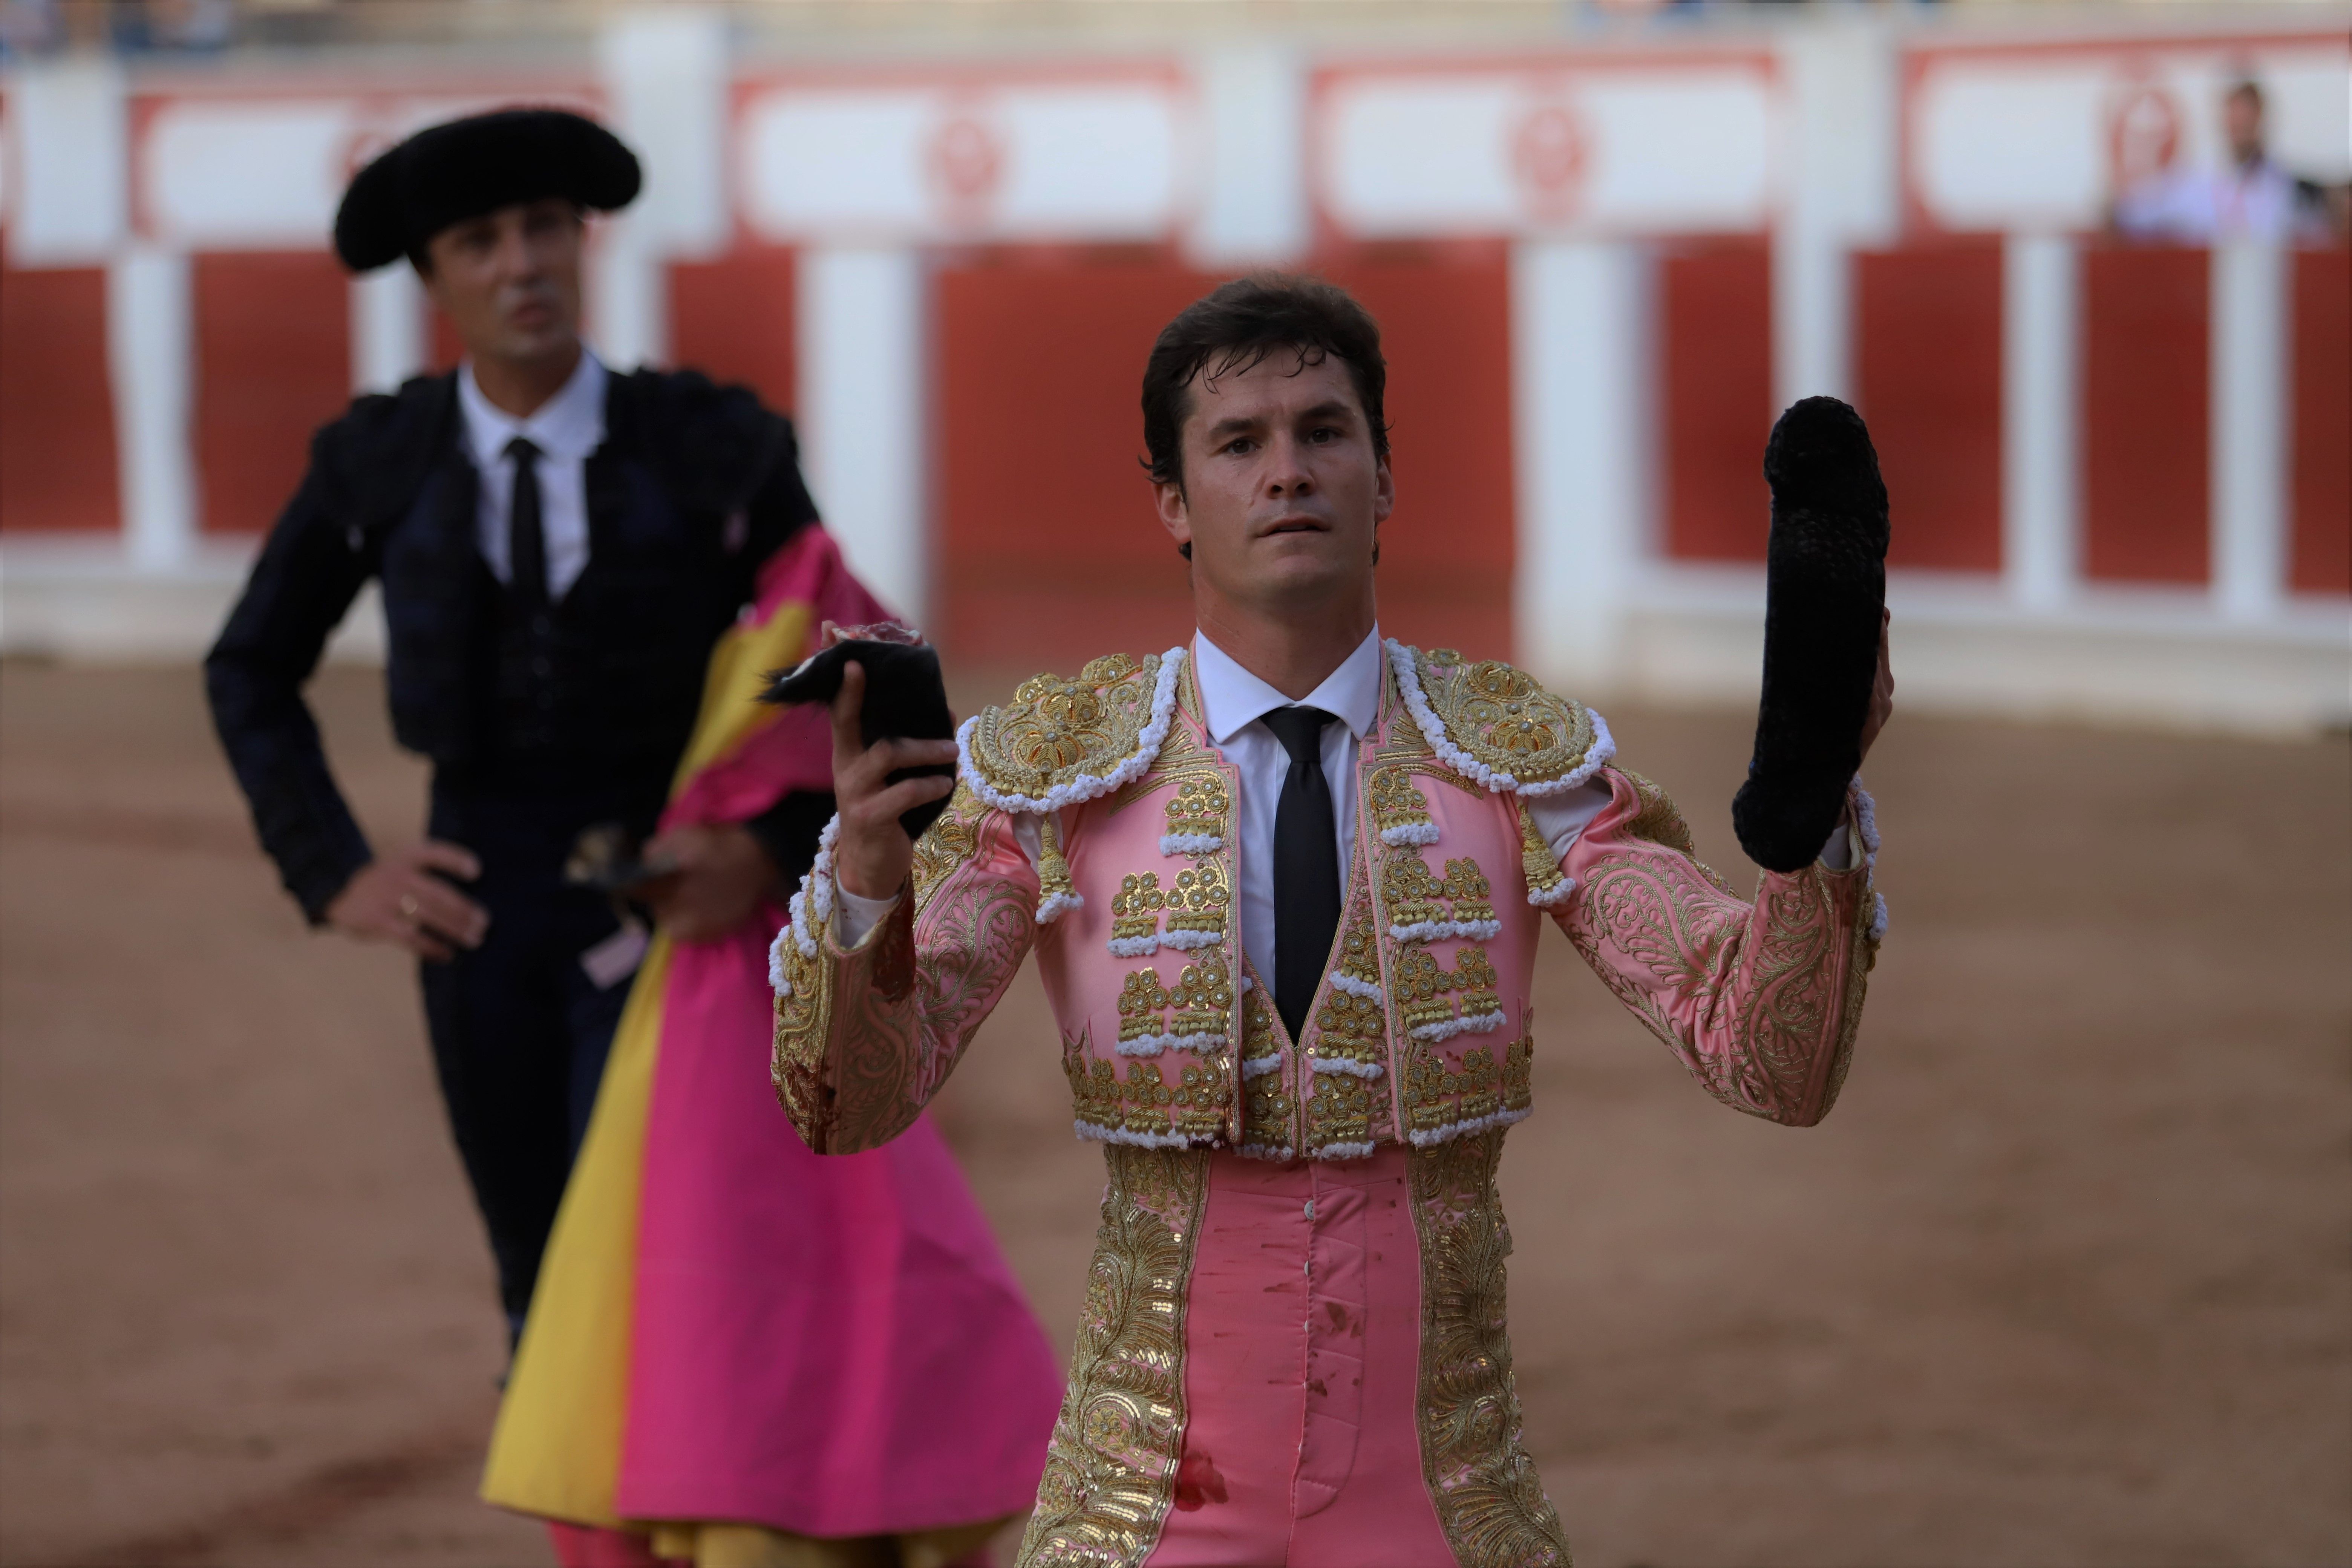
[2114,78,2344,243]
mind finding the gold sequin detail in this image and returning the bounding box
[1162,864,1231,942]
[910,780,987,915]
[1410,649,1603,790]
[1162,776,1230,844]
[1111,873,1165,945]
[1517,798,1568,903]
[967,652,1156,802]
[1405,1040,1504,1135]
[1382,849,1498,934]
[1304,1069,1375,1153]
[1369,766,1435,840]
[1409,1129,1570,1564]
[1020,1146,1209,1567]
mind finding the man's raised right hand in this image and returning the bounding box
[830,660,958,901]
[325,841,490,961]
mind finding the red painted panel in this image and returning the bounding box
[0,267,119,533]
[429,301,464,374]
[1659,238,1772,563]
[2081,245,2209,585]
[1323,251,1514,657]
[668,248,797,414]
[933,254,1514,671]
[1855,242,2003,573]
[934,256,1209,666]
[2290,248,2349,597]
[193,252,350,534]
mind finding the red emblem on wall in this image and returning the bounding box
[1511,92,1590,225]
[928,104,1005,233]
[2105,69,2184,196]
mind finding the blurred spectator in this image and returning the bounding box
[2114,79,2346,244]
[110,0,233,52]
[0,0,62,54]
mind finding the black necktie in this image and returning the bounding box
[505,436,548,610]
[1263,705,1342,1042]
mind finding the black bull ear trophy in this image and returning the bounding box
[763,640,957,842]
[1732,396,1890,874]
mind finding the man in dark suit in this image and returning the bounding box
[207,109,835,1341]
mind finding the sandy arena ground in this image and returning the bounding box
[1,660,2346,1568]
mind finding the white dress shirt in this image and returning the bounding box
[455,349,607,600]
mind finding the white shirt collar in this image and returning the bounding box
[456,348,607,470]
[1193,626,1384,746]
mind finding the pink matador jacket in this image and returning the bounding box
[769,640,1886,1568]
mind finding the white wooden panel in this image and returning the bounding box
[138,89,605,253]
[146,101,356,248]
[8,60,128,265]
[738,80,1185,244]
[1321,64,1776,239]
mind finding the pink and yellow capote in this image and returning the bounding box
[770,641,1886,1567]
[481,524,1061,1563]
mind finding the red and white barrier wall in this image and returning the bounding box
[2,12,2345,731]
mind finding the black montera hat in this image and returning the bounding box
[333,107,640,272]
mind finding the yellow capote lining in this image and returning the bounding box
[479,933,672,1526]
[478,597,816,1524]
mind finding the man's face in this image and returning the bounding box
[1154,349,1393,612]
[418,198,584,365]
[2225,88,2265,166]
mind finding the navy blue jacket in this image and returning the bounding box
[206,366,822,922]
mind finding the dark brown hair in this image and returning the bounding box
[1141,273,1389,492]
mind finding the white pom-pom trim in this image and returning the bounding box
[1405,1105,1533,1147]
[1329,972,1384,1002]
[957,648,1186,816]
[1115,1029,1227,1059]
[1384,638,1614,796]
[1306,1056,1385,1080]
[1159,833,1223,856]
[1240,1055,1284,1080]
[1408,1009,1508,1044]
[1237,1142,1295,1162]
[767,925,793,997]
[1526,877,1577,910]
[1107,934,1160,958]
[1238,974,1254,994]
[1867,893,1889,944]
[1378,822,1442,847]
[1311,1141,1377,1161]
[1387,918,1504,945]
[1159,928,1224,951]
[1035,889,1084,925]
[785,815,842,959]
[1074,1120,1193,1150]
[1851,778,1881,861]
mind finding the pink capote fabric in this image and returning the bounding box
[613,526,1062,1534]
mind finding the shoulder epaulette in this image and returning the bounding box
[1385,639,1612,795]
[958,648,1185,816]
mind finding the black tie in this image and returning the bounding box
[1263,705,1342,1043]
[505,436,548,610]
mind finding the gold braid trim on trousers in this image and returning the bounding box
[1411,1129,1572,1566]
[1018,1146,1210,1568]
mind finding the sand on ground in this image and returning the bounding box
[1,662,2344,1568]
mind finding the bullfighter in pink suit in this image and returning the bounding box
[770,275,1896,1564]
